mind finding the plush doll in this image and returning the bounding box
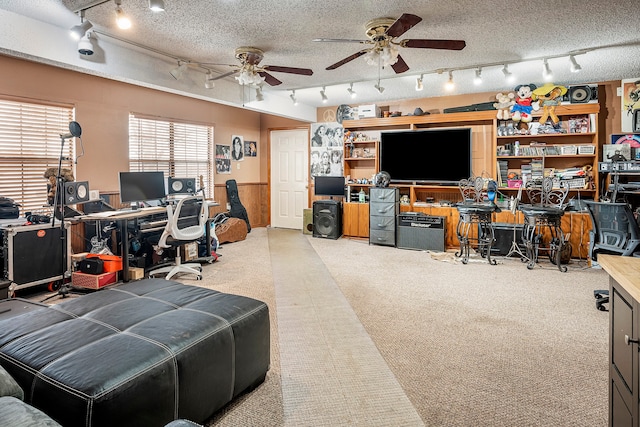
[43,167,75,205]
[493,92,515,120]
[511,84,539,123]
[532,83,567,124]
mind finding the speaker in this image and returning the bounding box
[303,208,313,235]
[63,181,89,205]
[565,84,598,104]
[396,214,445,251]
[313,201,341,239]
[168,177,196,194]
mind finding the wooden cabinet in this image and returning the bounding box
[598,255,640,426]
[342,202,369,238]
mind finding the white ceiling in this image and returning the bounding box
[1,0,640,121]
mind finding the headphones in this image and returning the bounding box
[26,214,51,224]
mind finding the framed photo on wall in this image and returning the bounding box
[622,78,640,132]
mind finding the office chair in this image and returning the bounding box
[584,201,640,311]
[148,194,208,280]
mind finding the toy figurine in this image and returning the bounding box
[511,84,539,124]
[532,83,567,124]
[493,92,515,120]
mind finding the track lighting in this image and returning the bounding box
[115,0,131,29]
[320,87,328,103]
[255,86,264,102]
[148,0,165,12]
[170,61,188,80]
[502,64,515,83]
[204,71,215,89]
[347,83,356,98]
[569,55,582,73]
[78,32,94,56]
[290,90,298,105]
[374,82,384,94]
[69,11,93,41]
[542,59,553,81]
[445,71,455,91]
[415,75,424,91]
[473,68,482,85]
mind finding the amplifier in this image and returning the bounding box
[396,213,446,252]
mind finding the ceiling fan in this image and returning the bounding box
[313,13,466,74]
[206,47,313,86]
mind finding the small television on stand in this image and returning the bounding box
[314,176,345,201]
[118,171,167,209]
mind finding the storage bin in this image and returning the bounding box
[86,254,123,272]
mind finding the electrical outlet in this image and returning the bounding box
[226,203,231,210]
[617,87,623,97]
[236,163,240,170]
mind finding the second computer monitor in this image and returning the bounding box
[119,171,167,205]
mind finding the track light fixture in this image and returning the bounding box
[569,55,582,73]
[290,90,298,105]
[69,11,93,41]
[255,85,264,102]
[415,75,424,91]
[170,61,188,80]
[320,86,328,103]
[445,71,455,91]
[502,64,515,83]
[347,83,356,98]
[115,0,132,29]
[204,71,215,89]
[473,68,482,85]
[78,32,95,56]
[542,58,553,81]
[148,0,165,12]
[374,82,385,94]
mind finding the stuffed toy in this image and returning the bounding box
[493,92,515,120]
[532,83,567,124]
[43,167,74,205]
[511,84,539,123]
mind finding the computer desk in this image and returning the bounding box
[81,202,219,282]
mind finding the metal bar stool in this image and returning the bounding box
[518,177,569,272]
[455,177,499,265]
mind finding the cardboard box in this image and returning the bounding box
[72,271,117,289]
[128,267,145,281]
[181,242,199,261]
[358,104,379,118]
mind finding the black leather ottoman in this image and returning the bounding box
[0,279,270,427]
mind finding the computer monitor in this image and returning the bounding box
[118,171,166,205]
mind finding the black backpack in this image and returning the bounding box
[0,196,20,219]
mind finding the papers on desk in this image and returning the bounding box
[85,211,122,218]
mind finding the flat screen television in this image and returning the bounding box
[119,171,167,204]
[314,176,345,198]
[379,128,472,184]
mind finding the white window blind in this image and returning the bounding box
[0,98,75,213]
[129,114,214,198]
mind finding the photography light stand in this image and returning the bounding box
[42,121,83,301]
[506,185,528,260]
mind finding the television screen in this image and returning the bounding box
[314,176,345,198]
[379,128,472,184]
[119,171,167,204]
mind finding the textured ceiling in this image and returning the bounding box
[1,0,640,112]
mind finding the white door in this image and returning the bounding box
[270,129,309,229]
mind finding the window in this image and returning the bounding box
[0,97,75,213]
[129,114,214,198]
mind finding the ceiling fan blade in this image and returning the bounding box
[386,13,422,38]
[313,38,369,43]
[258,71,282,86]
[402,39,466,50]
[263,65,313,76]
[391,54,409,74]
[208,70,239,81]
[326,50,368,70]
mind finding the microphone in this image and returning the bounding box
[60,121,82,139]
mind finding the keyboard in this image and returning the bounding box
[86,206,165,218]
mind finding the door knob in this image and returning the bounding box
[625,334,640,345]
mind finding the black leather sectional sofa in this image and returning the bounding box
[0,279,270,426]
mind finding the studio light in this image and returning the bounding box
[290,90,298,105]
[115,0,132,29]
[502,64,515,83]
[69,12,93,41]
[569,55,582,73]
[542,58,553,81]
[473,68,482,85]
[255,86,264,102]
[204,71,215,89]
[78,32,94,56]
[320,87,328,103]
[170,61,188,80]
[415,75,424,91]
[347,83,356,98]
[148,0,165,12]
[374,82,385,94]
[445,71,455,91]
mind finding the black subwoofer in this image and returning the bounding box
[313,200,342,239]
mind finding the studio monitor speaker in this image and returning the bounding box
[313,201,342,239]
[168,177,196,194]
[566,84,598,104]
[63,181,89,205]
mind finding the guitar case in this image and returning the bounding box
[225,179,251,232]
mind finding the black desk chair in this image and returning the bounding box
[148,195,208,280]
[455,177,499,265]
[518,177,570,272]
[584,201,640,311]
